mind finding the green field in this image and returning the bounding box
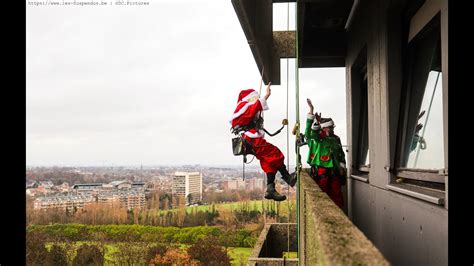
[228,247,252,266]
[159,199,297,217]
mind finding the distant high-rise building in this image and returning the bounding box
[248,178,264,191]
[223,180,236,191]
[172,172,202,206]
[223,179,247,191]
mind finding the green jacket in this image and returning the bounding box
[305,115,346,169]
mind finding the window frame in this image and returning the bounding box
[350,47,370,176]
[394,5,446,186]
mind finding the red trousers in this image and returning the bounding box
[244,136,284,174]
[313,167,344,209]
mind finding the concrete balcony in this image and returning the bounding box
[248,223,298,266]
[298,169,389,265]
[248,169,389,265]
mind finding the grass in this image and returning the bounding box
[283,251,298,259]
[228,247,252,266]
[103,244,118,264]
[157,200,265,214]
[157,199,297,218]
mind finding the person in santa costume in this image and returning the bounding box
[305,98,346,209]
[230,82,296,201]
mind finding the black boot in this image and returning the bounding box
[264,183,287,201]
[278,165,297,187]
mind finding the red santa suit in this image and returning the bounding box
[230,89,285,174]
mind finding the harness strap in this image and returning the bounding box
[262,125,285,137]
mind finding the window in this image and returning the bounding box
[405,70,443,169]
[351,47,369,175]
[395,13,445,186]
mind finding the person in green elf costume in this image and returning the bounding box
[305,98,346,209]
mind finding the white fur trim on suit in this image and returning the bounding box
[307,113,315,120]
[320,120,334,128]
[259,97,269,110]
[244,130,265,138]
[240,91,259,103]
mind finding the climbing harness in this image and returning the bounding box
[231,117,288,180]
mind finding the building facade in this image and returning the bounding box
[223,179,246,191]
[232,0,448,264]
[172,172,202,205]
[33,180,146,211]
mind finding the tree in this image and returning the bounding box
[113,242,148,265]
[146,244,169,265]
[147,191,160,209]
[159,248,195,265]
[26,231,49,266]
[160,193,171,210]
[72,244,104,266]
[187,193,194,205]
[47,244,68,266]
[187,236,231,266]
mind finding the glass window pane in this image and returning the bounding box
[363,148,370,166]
[406,71,444,169]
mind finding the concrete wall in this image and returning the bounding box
[350,179,447,265]
[248,223,298,266]
[298,170,388,266]
[345,0,448,265]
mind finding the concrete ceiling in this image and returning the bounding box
[232,0,353,85]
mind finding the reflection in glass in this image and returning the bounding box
[363,148,370,167]
[406,71,444,169]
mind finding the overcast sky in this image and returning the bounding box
[26,1,347,167]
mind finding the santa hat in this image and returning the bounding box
[237,89,259,103]
[320,118,335,128]
[230,89,268,124]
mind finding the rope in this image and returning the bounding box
[413,71,440,167]
[258,66,265,96]
[294,1,301,262]
[243,157,245,180]
[258,66,265,125]
[286,2,290,256]
[243,65,264,181]
[286,3,290,177]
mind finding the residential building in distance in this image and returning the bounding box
[223,178,264,191]
[248,178,264,191]
[223,179,246,191]
[33,194,95,211]
[97,190,146,209]
[26,181,39,189]
[39,181,54,189]
[72,183,103,193]
[172,172,202,206]
[33,180,146,211]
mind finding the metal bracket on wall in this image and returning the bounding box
[438,168,448,175]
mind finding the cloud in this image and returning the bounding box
[27,1,347,166]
